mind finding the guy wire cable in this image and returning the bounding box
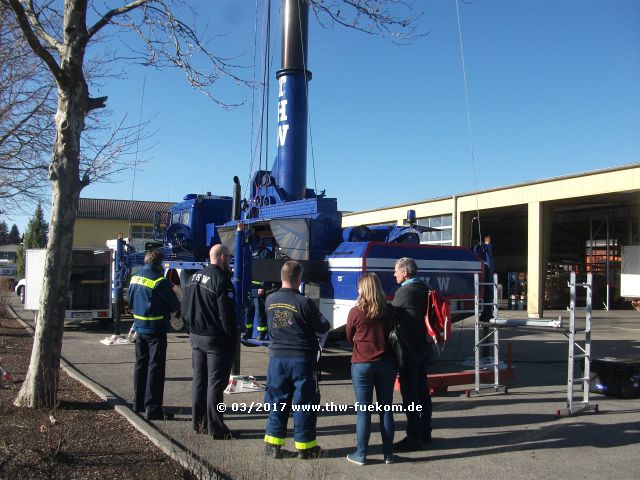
[297,2,318,196]
[248,0,261,192]
[261,0,272,185]
[260,0,280,215]
[247,0,268,198]
[455,0,483,241]
[128,66,148,238]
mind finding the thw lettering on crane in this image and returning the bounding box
[278,77,289,147]
[419,276,451,291]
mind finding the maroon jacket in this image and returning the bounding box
[346,305,394,363]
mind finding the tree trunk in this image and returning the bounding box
[14,15,88,406]
[14,171,80,408]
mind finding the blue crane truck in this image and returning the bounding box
[114,0,485,337]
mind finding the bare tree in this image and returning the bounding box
[1,5,148,216]
[0,6,55,213]
[4,0,254,409]
[310,0,422,41]
[3,0,420,409]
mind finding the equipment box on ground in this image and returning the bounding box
[588,357,640,398]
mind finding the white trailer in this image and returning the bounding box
[25,249,113,324]
[621,245,640,312]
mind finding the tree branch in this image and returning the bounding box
[25,0,63,50]
[87,0,150,39]
[6,0,63,83]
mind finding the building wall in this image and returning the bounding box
[343,165,640,243]
[342,164,640,317]
[0,244,19,261]
[73,219,153,249]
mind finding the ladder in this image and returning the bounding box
[473,273,506,394]
[470,271,598,416]
[557,272,599,417]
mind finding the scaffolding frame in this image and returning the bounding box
[557,272,599,417]
[473,273,504,394]
[471,272,599,416]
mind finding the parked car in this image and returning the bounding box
[15,278,26,303]
[0,262,17,287]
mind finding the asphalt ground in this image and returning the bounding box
[8,295,640,480]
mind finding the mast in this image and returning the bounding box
[274,0,311,201]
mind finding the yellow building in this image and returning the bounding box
[74,198,174,250]
[343,164,640,318]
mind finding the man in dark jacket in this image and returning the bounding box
[263,260,330,460]
[182,244,238,438]
[129,249,180,421]
[392,257,432,451]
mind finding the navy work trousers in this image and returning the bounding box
[245,296,268,335]
[264,356,320,449]
[190,333,234,436]
[133,333,167,417]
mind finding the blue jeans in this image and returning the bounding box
[351,357,397,458]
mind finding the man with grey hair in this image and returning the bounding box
[392,257,432,451]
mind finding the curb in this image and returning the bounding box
[6,302,219,480]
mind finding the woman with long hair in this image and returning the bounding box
[345,272,397,465]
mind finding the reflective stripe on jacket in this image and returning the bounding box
[128,265,180,334]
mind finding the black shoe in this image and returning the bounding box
[146,409,174,421]
[423,433,432,444]
[265,443,283,459]
[213,430,239,440]
[242,331,252,340]
[298,445,323,459]
[393,437,423,452]
[257,332,267,341]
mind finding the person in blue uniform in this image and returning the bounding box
[243,241,273,341]
[263,260,330,459]
[129,249,180,421]
[243,280,269,340]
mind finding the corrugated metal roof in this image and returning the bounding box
[77,198,175,222]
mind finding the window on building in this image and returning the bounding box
[416,214,453,246]
[130,224,154,239]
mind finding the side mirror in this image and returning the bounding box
[153,211,165,241]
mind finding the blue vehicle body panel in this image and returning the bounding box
[320,241,483,329]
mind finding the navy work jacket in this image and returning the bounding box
[128,265,180,334]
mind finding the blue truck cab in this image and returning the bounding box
[160,193,233,264]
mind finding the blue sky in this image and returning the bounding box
[11,0,640,233]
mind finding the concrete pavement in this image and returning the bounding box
[9,294,640,480]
